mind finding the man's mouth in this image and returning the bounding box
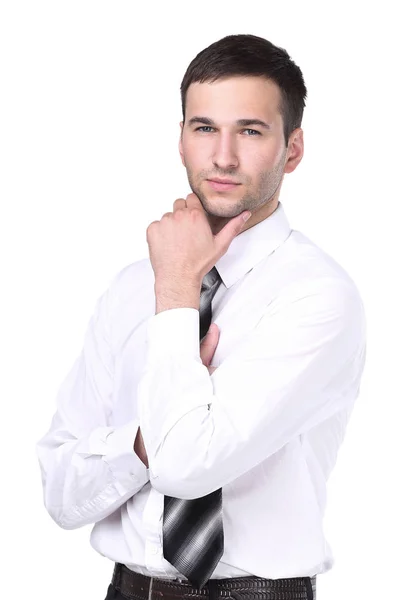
[207,178,241,191]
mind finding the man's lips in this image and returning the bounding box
[206,178,241,191]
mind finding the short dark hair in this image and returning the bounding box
[180,34,307,145]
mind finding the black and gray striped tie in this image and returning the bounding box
[162,266,224,590]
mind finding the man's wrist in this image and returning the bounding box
[155,276,201,313]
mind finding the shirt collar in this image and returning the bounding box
[215,202,292,289]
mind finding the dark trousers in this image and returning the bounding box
[104,583,125,600]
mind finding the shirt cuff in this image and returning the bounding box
[146,307,201,361]
[87,420,150,487]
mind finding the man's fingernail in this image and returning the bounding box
[242,212,252,222]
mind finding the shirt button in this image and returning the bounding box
[151,545,159,555]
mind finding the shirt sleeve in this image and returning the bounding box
[36,285,149,530]
[138,277,366,500]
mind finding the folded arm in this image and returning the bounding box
[36,289,149,530]
[138,278,366,499]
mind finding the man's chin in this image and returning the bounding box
[205,208,243,221]
[197,195,244,219]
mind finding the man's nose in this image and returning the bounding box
[212,134,239,171]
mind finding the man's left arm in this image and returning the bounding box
[138,277,366,499]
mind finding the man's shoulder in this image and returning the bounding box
[96,258,155,351]
[281,229,360,289]
[108,257,154,300]
[267,229,365,318]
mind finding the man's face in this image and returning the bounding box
[179,76,300,225]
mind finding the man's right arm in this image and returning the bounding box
[36,284,149,530]
[133,323,220,469]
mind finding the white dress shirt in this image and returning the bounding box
[37,202,366,581]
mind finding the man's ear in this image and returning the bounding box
[179,121,185,166]
[284,128,304,174]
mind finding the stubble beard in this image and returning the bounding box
[185,149,287,222]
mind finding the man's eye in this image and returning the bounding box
[243,129,261,136]
[196,126,215,132]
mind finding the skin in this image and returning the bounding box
[179,77,303,234]
[134,76,304,466]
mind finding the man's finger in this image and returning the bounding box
[184,193,204,211]
[173,198,187,212]
[200,323,220,367]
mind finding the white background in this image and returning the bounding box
[1,1,404,599]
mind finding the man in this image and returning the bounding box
[37,34,366,600]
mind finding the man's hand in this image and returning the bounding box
[147,194,251,303]
[134,323,219,465]
[134,427,149,468]
[200,322,220,376]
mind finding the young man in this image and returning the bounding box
[37,34,366,600]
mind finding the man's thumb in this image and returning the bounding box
[215,211,251,252]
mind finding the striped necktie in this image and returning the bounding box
[162,266,224,590]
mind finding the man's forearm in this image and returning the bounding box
[138,276,211,470]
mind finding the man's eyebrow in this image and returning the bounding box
[187,117,271,129]
[236,118,270,129]
[187,116,215,127]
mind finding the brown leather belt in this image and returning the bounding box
[110,563,316,600]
